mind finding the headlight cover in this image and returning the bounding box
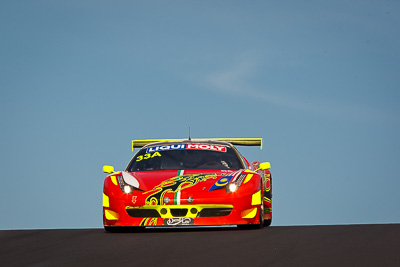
[226,173,247,193]
[116,175,135,194]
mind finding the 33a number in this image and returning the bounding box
[136,152,161,161]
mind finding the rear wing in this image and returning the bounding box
[132,138,262,151]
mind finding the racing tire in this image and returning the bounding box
[264,219,272,227]
[237,204,264,230]
[238,186,265,230]
[263,174,272,227]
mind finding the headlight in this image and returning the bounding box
[227,183,238,192]
[226,173,246,193]
[123,185,133,194]
[117,175,135,194]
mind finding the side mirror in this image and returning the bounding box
[103,165,115,173]
[258,162,271,170]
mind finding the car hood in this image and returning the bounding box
[122,169,242,192]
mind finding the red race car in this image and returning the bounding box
[102,138,272,231]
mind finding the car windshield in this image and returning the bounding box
[126,144,244,171]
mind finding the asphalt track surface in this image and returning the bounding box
[1,224,399,267]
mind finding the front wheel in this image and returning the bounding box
[238,189,265,230]
[263,219,271,227]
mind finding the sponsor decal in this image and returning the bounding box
[209,175,233,191]
[186,144,227,152]
[164,218,194,226]
[147,144,186,153]
[146,144,226,153]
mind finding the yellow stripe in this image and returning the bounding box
[103,193,110,207]
[251,190,262,205]
[104,209,119,220]
[140,218,158,226]
[243,174,253,184]
[111,176,118,186]
[242,208,257,219]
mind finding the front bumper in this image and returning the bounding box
[102,170,272,228]
[103,191,268,227]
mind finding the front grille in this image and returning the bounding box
[126,208,160,218]
[197,208,232,217]
[126,205,232,218]
[170,209,188,217]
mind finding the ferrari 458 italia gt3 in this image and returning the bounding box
[102,138,272,231]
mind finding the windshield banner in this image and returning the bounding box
[147,144,227,153]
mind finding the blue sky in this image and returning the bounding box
[1,0,399,229]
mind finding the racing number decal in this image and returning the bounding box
[136,152,162,162]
